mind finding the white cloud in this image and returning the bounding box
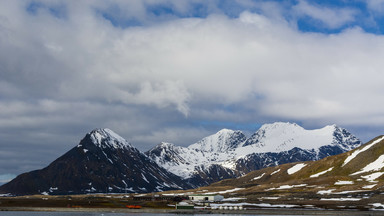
[2,1,384,174]
[293,0,358,29]
[366,0,384,13]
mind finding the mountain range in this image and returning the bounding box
[0,122,362,195]
[187,135,384,210]
[146,122,362,187]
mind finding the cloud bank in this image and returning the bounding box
[1,0,384,177]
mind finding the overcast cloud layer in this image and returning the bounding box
[1,0,384,183]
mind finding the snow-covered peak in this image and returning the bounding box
[88,128,132,149]
[258,122,304,134]
[240,122,361,153]
[188,129,246,153]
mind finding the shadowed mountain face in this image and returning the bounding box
[0,129,191,195]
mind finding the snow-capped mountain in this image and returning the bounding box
[205,136,384,210]
[0,129,190,195]
[146,122,362,187]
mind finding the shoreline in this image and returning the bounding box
[1,207,384,215]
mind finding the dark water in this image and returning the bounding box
[0,212,309,216]
[0,212,329,216]
[0,213,243,216]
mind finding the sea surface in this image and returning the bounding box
[0,212,326,216]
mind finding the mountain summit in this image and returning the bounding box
[0,129,189,195]
[147,122,362,187]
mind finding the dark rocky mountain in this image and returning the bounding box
[0,129,190,195]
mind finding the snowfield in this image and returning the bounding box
[287,163,307,175]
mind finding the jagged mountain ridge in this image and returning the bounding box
[146,122,362,187]
[0,129,190,195]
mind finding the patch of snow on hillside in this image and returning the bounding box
[310,167,333,178]
[363,184,377,189]
[276,184,307,190]
[370,203,384,210]
[320,198,361,201]
[252,173,265,181]
[351,155,384,175]
[333,190,368,194]
[334,180,354,185]
[343,136,384,167]
[317,189,335,195]
[287,163,307,175]
[204,188,244,195]
[262,197,280,200]
[361,172,384,182]
[271,169,280,175]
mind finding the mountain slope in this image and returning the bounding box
[210,135,384,194]
[182,136,384,210]
[147,122,362,187]
[0,129,190,195]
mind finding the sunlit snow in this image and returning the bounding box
[271,169,281,175]
[361,172,384,182]
[334,180,354,185]
[287,163,307,175]
[252,173,265,180]
[310,167,333,178]
[343,136,384,167]
[351,155,384,175]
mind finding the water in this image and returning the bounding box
[0,212,324,216]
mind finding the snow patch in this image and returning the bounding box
[361,172,384,182]
[351,155,384,175]
[343,136,384,167]
[363,184,377,189]
[252,173,265,180]
[320,198,361,201]
[287,163,307,175]
[270,169,280,175]
[276,184,307,190]
[310,167,333,178]
[204,188,244,195]
[334,180,354,185]
[317,189,335,195]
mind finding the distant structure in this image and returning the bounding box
[189,194,224,202]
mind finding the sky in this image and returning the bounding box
[2,0,384,185]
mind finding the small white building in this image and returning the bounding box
[189,194,224,202]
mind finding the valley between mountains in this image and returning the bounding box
[0,122,363,196]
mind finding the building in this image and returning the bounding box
[188,194,224,202]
